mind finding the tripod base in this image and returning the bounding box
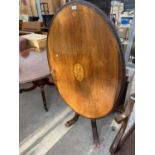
[65,113,100,145]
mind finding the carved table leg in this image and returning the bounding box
[41,78,54,86]
[65,113,100,145]
[20,83,37,93]
[20,77,54,112]
[43,78,54,86]
[65,113,79,127]
[91,119,100,145]
[40,85,48,112]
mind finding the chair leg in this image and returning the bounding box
[40,85,48,112]
[91,119,100,145]
[65,113,79,127]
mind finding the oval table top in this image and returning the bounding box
[19,49,50,84]
[47,1,125,119]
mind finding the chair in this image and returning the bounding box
[110,93,135,155]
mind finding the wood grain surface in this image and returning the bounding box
[47,1,125,119]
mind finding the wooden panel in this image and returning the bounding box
[47,1,125,119]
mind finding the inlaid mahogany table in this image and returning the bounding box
[47,0,130,145]
[19,48,54,111]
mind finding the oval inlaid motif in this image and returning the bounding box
[73,63,84,82]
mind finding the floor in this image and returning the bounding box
[19,77,135,155]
